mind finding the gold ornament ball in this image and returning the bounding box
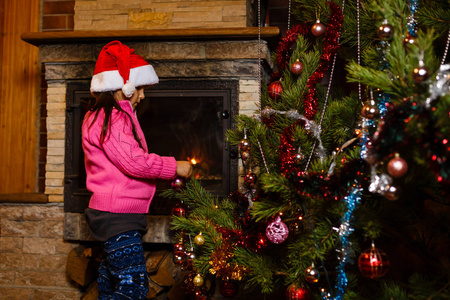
[361,101,379,119]
[384,185,399,201]
[193,273,204,287]
[413,65,430,83]
[403,34,417,48]
[294,153,305,164]
[239,138,251,151]
[241,150,250,160]
[194,232,205,246]
[377,21,394,41]
[304,265,320,283]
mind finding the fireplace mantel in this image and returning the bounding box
[21,27,280,46]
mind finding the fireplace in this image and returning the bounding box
[20,29,278,241]
[64,79,239,214]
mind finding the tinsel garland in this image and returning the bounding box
[208,239,249,280]
[276,2,343,175]
[304,2,343,119]
[272,2,343,119]
[327,185,362,300]
[289,159,371,200]
[260,108,326,175]
[274,24,310,73]
[279,121,303,175]
[216,225,268,252]
[408,0,419,35]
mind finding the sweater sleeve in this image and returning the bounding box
[100,116,177,180]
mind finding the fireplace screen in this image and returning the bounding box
[65,80,238,213]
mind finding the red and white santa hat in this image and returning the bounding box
[90,40,158,98]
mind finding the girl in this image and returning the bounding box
[82,40,192,299]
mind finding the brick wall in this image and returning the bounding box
[74,0,253,30]
[0,204,80,299]
[42,0,75,31]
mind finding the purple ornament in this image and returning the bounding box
[171,177,186,191]
[266,216,289,244]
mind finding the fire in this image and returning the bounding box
[188,156,203,179]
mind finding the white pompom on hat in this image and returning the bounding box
[90,41,159,97]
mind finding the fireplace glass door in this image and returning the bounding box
[138,90,228,193]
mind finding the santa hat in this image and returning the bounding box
[90,41,159,98]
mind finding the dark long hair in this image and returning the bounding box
[87,92,144,149]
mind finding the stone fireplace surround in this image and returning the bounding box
[22,28,279,243]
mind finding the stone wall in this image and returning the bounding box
[74,0,254,30]
[0,204,80,299]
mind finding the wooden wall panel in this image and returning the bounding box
[0,0,40,193]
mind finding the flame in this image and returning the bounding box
[188,156,201,179]
[189,157,198,165]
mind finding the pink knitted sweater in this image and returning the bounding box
[82,100,177,214]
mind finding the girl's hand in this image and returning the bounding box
[176,161,193,178]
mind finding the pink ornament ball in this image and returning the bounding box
[171,177,186,191]
[266,216,289,244]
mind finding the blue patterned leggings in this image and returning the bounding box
[97,231,149,300]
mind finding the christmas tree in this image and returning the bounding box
[163,0,450,299]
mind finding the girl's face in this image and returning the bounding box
[129,87,145,111]
[114,87,146,111]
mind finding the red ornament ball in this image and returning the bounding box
[173,241,185,256]
[184,251,196,267]
[287,285,310,300]
[172,254,184,266]
[171,202,188,217]
[358,243,390,279]
[268,81,283,100]
[171,177,186,191]
[311,20,326,36]
[266,216,289,244]
[219,280,239,298]
[244,172,257,186]
[291,59,304,75]
[387,156,408,177]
